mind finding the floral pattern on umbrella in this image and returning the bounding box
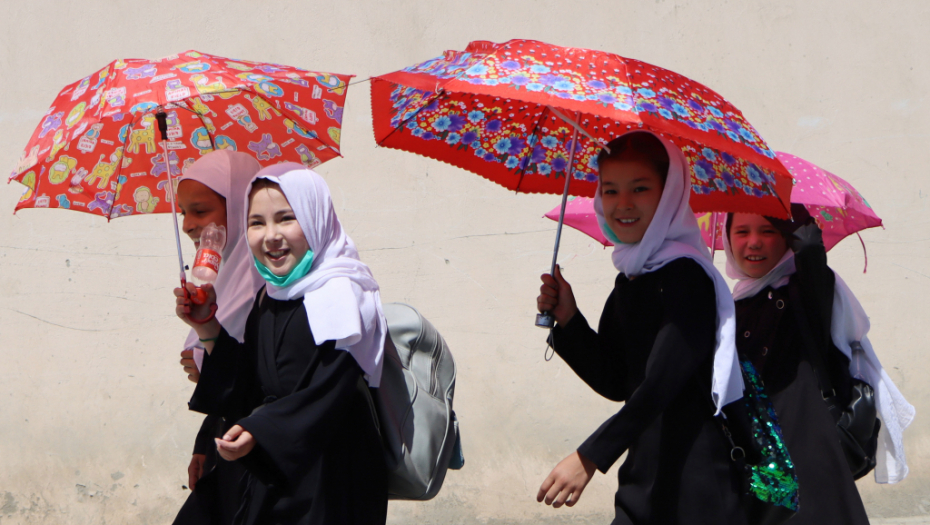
[373,39,792,216]
[10,51,353,220]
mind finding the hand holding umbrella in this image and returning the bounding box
[174,282,220,349]
[537,265,577,326]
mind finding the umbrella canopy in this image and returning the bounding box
[10,50,352,219]
[546,152,883,252]
[372,39,793,217]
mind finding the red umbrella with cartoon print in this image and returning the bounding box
[371,39,793,326]
[9,50,352,316]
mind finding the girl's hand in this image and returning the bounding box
[180,349,200,383]
[188,453,206,490]
[537,265,578,326]
[174,282,217,327]
[537,451,597,508]
[215,425,255,461]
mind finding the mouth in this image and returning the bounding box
[265,248,290,263]
[744,255,766,262]
[613,217,640,227]
[191,238,200,249]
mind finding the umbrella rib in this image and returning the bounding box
[107,111,140,221]
[546,105,609,153]
[514,105,551,193]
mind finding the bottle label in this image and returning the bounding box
[193,249,222,273]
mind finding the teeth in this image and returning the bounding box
[617,218,638,224]
[746,255,765,261]
[268,250,287,258]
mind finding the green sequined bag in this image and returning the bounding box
[720,359,800,525]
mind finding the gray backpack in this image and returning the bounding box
[373,302,462,500]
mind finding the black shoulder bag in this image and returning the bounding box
[788,284,881,480]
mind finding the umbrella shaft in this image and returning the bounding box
[548,113,581,276]
[161,139,187,281]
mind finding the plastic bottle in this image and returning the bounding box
[191,222,226,287]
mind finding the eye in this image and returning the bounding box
[633,185,651,193]
[602,188,617,195]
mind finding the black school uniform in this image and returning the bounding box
[734,235,869,524]
[551,258,744,525]
[189,292,388,525]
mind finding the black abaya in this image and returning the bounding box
[551,258,744,525]
[189,293,388,525]
[734,234,869,525]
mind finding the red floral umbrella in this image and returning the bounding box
[372,39,793,216]
[10,50,352,219]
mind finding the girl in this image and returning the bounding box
[536,131,745,524]
[724,208,914,524]
[176,163,389,525]
[172,150,265,525]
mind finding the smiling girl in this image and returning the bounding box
[536,132,744,524]
[176,163,389,525]
[724,208,913,524]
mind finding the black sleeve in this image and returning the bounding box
[550,292,627,401]
[188,325,261,422]
[236,344,365,490]
[192,415,219,455]
[577,263,717,473]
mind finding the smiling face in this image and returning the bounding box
[729,213,789,278]
[177,180,227,249]
[247,182,310,277]
[599,158,665,244]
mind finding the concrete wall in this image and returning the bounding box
[0,1,927,523]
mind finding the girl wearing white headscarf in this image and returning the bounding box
[536,131,744,525]
[177,163,388,525]
[172,149,264,525]
[724,207,914,525]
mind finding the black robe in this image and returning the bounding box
[188,293,388,525]
[173,414,246,525]
[734,236,869,524]
[551,258,744,525]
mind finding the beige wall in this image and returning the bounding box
[1,1,927,523]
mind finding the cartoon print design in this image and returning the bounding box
[49,155,78,184]
[226,104,258,132]
[254,81,284,98]
[127,114,157,154]
[71,77,91,101]
[294,144,320,168]
[92,67,109,90]
[327,127,341,145]
[77,123,104,154]
[284,102,318,125]
[85,148,123,189]
[284,73,310,88]
[15,146,40,174]
[66,102,87,128]
[250,95,280,121]
[175,61,211,74]
[189,96,216,117]
[283,119,317,139]
[182,157,197,174]
[165,79,192,102]
[48,129,68,160]
[110,204,133,218]
[56,194,71,209]
[190,74,237,99]
[105,87,127,110]
[87,191,115,213]
[133,186,159,213]
[68,169,87,194]
[39,112,64,139]
[113,59,128,70]
[225,61,254,72]
[254,64,284,74]
[214,135,236,151]
[237,73,273,83]
[151,150,182,177]
[156,176,180,201]
[18,171,36,203]
[117,123,131,145]
[191,127,214,154]
[315,73,347,95]
[322,100,343,124]
[35,195,50,208]
[247,133,282,161]
[124,63,157,80]
[201,116,217,134]
[129,102,158,114]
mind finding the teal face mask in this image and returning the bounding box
[253,249,315,287]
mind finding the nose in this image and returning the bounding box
[182,213,194,235]
[746,232,763,249]
[616,191,633,210]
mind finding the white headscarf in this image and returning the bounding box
[593,132,743,413]
[724,220,915,483]
[245,163,387,387]
[182,150,265,368]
